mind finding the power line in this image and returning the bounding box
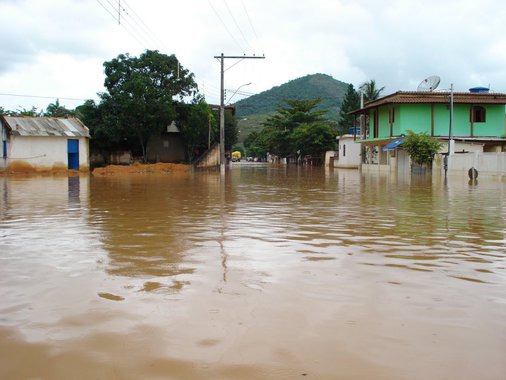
[121,0,170,51]
[207,0,245,53]
[223,0,253,52]
[96,0,149,48]
[240,0,259,41]
[0,93,95,102]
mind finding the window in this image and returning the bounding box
[2,140,6,158]
[343,144,346,157]
[389,107,395,123]
[373,110,379,138]
[471,106,486,123]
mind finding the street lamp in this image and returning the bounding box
[226,82,252,105]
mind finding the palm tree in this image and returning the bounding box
[359,80,385,101]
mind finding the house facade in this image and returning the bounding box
[349,90,506,175]
[333,134,361,168]
[145,122,185,163]
[1,116,90,172]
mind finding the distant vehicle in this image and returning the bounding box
[231,151,241,162]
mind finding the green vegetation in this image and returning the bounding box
[244,98,336,162]
[359,79,385,102]
[402,131,442,166]
[77,50,237,163]
[1,99,75,118]
[234,74,349,141]
[337,84,360,135]
[99,50,197,161]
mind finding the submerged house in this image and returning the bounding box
[349,89,506,175]
[0,116,90,172]
[145,122,185,163]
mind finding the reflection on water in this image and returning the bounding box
[0,167,505,380]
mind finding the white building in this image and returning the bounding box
[333,135,361,169]
[1,116,90,172]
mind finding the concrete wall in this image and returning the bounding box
[146,133,185,163]
[2,135,89,171]
[334,135,361,168]
[437,152,506,177]
[195,143,220,169]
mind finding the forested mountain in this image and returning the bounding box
[234,73,349,120]
[232,73,350,142]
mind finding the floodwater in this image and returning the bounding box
[1,165,505,380]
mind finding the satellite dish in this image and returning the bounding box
[417,75,441,91]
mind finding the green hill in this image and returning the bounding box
[233,73,350,142]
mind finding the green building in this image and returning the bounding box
[349,90,506,174]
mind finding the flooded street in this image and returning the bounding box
[1,165,505,380]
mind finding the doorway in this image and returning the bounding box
[67,139,79,170]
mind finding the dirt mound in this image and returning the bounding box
[92,163,191,176]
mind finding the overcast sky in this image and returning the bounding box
[1,0,506,112]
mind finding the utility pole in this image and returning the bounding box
[214,53,265,170]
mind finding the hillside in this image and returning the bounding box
[233,73,350,142]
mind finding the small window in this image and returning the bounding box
[2,140,6,158]
[471,106,486,122]
[343,144,346,157]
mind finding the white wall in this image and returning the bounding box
[6,136,89,171]
[334,135,361,168]
[444,152,506,176]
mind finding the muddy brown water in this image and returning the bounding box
[1,165,505,380]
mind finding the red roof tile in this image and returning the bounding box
[350,91,506,114]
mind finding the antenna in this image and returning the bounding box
[417,75,441,92]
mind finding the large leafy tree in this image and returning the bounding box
[224,109,239,151]
[292,123,336,157]
[76,99,129,161]
[177,97,216,162]
[337,84,360,135]
[244,130,269,159]
[264,98,326,133]
[360,79,385,101]
[101,50,197,160]
[249,98,335,161]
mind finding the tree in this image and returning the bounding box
[261,98,330,158]
[177,97,215,162]
[360,79,385,101]
[402,131,442,167]
[224,109,238,151]
[101,50,197,161]
[337,84,360,135]
[264,98,326,132]
[76,99,129,162]
[45,99,75,117]
[292,123,336,158]
[244,130,268,159]
[13,107,42,117]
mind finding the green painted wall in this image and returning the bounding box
[371,102,506,138]
[473,105,505,137]
[378,107,390,137]
[433,104,449,136]
[398,104,431,134]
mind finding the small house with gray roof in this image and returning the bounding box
[0,116,90,172]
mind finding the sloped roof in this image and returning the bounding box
[1,116,90,138]
[350,91,506,114]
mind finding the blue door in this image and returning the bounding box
[67,139,79,170]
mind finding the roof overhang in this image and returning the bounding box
[349,91,506,115]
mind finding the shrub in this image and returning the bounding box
[402,131,442,166]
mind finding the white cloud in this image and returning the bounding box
[1,0,506,111]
